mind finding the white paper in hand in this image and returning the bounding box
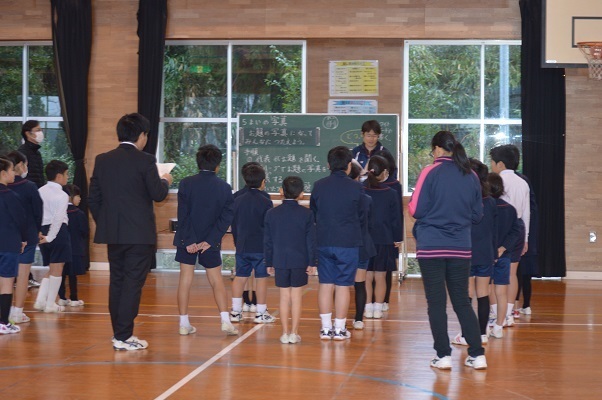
[157,163,176,176]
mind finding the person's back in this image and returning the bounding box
[494,198,521,257]
[232,189,272,254]
[364,184,402,245]
[7,175,42,251]
[471,196,497,266]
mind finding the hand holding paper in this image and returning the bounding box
[157,163,175,186]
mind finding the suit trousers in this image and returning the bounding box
[107,244,154,341]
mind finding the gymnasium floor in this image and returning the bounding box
[1,270,600,399]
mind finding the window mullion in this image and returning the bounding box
[480,45,486,162]
[22,45,29,121]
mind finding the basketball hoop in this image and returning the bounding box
[577,42,602,80]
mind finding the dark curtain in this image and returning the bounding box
[137,0,168,155]
[520,0,566,277]
[51,0,92,270]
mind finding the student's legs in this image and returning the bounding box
[506,262,519,317]
[280,287,291,334]
[334,285,350,320]
[522,275,533,309]
[384,270,393,303]
[255,277,268,309]
[231,276,248,311]
[178,264,195,315]
[475,276,490,335]
[0,277,14,324]
[495,284,508,327]
[318,283,334,329]
[374,271,386,303]
[13,263,31,309]
[419,258,452,358]
[365,271,374,311]
[69,274,78,301]
[45,262,65,309]
[354,269,367,322]
[206,266,228,312]
[291,287,303,334]
[58,273,67,300]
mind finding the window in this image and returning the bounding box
[403,40,521,194]
[160,41,306,189]
[0,43,71,168]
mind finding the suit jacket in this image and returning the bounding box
[89,143,169,245]
[264,200,316,269]
[232,189,273,254]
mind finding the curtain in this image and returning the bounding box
[519,0,566,277]
[137,0,168,155]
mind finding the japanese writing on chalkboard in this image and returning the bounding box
[239,127,320,147]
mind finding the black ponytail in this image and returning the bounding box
[469,158,490,197]
[431,130,471,175]
[366,155,388,189]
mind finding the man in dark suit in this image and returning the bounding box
[89,113,172,351]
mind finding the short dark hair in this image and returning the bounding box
[327,146,352,171]
[5,150,27,166]
[366,155,388,189]
[469,158,490,197]
[116,113,150,142]
[21,120,40,140]
[45,160,69,181]
[282,176,304,199]
[348,161,363,180]
[63,184,81,198]
[242,164,265,188]
[487,172,505,199]
[241,161,261,173]
[490,144,520,170]
[0,157,13,173]
[361,120,381,135]
[196,144,222,171]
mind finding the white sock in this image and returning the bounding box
[491,304,497,315]
[232,297,243,312]
[35,278,50,306]
[320,313,332,329]
[179,315,190,327]
[494,323,503,330]
[220,311,230,323]
[12,307,23,317]
[334,318,346,331]
[46,276,62,307]
[256,304,267,314]
[365,303,374,311]
[507,303,514,316]
[374,303,383,312]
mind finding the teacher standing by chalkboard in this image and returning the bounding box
[352,120,390,174]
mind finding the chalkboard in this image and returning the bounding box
[237,113,399,193]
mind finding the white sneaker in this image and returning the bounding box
[58,299,69,306]
[221,321,239,335]
[9,313,30,324]
[179,325,196,336]
[332,328,351,341]
[352,320,364,330]
[44,304,66,313]
[33,301,46,311]
[320,328,333,340]
[513,309,520,319]
[279,333,290,344]
[113,336,148,351]
[487,312,497,327]
[373,309,383,319]
[382,302,389,311]
[230,311,243,322]
[249,304,257,313]
[488,324,503,339]
[242,303,251,312]
[69,300,85,307]
[465,355,487,370]
[430,356,452,370]
[451,332,468,346]
[254,311,276,324]
[288,334,301,344]
[364,308,374,319]
[481,334,488,344]
[505,315,515,327]
[519,307,532,315]
[0,323,21,334]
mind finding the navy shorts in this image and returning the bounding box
[19,243,36,264]
[40,224,72,264]
[368,244,397,272]
[471,264,493,278]
[317,247,358,286]
[510,220,526,263]
[357,259,369,270]
[275,268,308,288]
[175,246,222,269]
[0,252,19,278]
[236,253,268,278]
[491,257,511,285]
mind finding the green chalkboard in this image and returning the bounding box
[237,113,399,193]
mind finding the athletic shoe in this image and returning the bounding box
[0,323,21,334]
[352,320,364,330]
[513,309,520,319]
[279,333,290,344]
[33,301,46,311]
[373,309,383,319]
[230,311,243,322]
[179,325,196,336]
[487,312,496,327]
[44,304,66,313]
[519,307,532,315]
[288,334,301,344]
[254,311,276,324]
[242,303,252,312]
[69,300,85,307]
[364,309,374,319]
[28,279,41,288]
[481,334,488,344]
[382,302,389,311]
[451,333,468,346]
[221,321,239,335]
[430,356,452,370]
[320,328,333,340]
[505,315,515,327]
[249,304,257,313]
[58,299,69,306]
[113,336,148,351]
[9,313,31,324]
[488,324,503,339]
[332,328,351,341]
[465,355,487,370]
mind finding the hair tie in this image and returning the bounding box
[369,169,375,173]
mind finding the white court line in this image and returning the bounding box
[154,324,264,400]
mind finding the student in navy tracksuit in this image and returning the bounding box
[230,164,274,324]
[174,144,237,336]
[352,120,389,170]
[0,158,27,334]
[486,172,522,339]
[363,156,402,321]
[5,151,42,324]
[408,131,486,370]
[58,184,88,307]
[310,146,364,340]
[265,176,317,344]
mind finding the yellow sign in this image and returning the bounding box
[329,60,379,96]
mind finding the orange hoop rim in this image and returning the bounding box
[577,41,602,48]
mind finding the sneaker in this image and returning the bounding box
[44,304,66,313]
[382,302,389,311]
[352,320,364,330]
[221,321,239,335]
[488,324,503,339]
[69,300,85,307]
[0,323,21,334]
[364,309,374,319]
[430,356,452,370]
[519,307,532,315]
[254,311,276,324]
[373,309,383,319]
[513,309,520,319]
[481,334,488,345]
[9,313,31,324]
[332,328,351,341]
[465,355,487,370]
[279,333,290,344]
[288,333,302,344]
[230,311,243,322]
[451,333,468,346]
[33,301,46,311]
[249,304,257,313]
[28,279,41,288]
[179,325,196,336]
[58,299,69,306]
[505,315,515,327]
[487,312,497,327]
[113,336,149,351]
[242,303,252,312]
[320,328,333,340]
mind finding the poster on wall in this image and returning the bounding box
[329,60,379,97]
[328,99,378,114]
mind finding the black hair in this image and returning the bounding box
[21,120,39,141]
[348,161,363,180]
[489,144,520,170]
[116,113,150,142]
[5,150,27,166]
[361,120,381,135]
[366,155,388,189]
[45,160,69,181]
[196,144,222,171]
[431,130,471,175]
[0,157,13,173]
[241,161,261,174]
[242,164,265,189]
[487,172,505,199]
[469,158,490,197]
[373,148,397,178]
[63,184,81,198]
[282,176,304,199]
[327,146,353,171]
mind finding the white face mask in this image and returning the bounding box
[34,130,44,144]
[21,171,28,179]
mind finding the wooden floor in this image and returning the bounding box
[1,270,601,400]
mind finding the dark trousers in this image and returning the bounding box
[419,258,484,358]
[107,244,154,341]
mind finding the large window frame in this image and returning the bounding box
[159,40,307,190]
